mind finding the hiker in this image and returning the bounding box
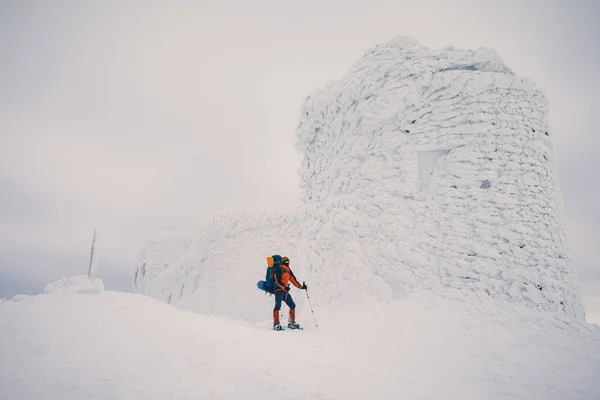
[271,255,307,330]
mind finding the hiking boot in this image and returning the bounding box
[287,322,301,330]
[273,323,284,331]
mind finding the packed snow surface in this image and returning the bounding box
[134,36,583,322]
[1,279,599,400]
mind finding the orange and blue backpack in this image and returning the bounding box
[257,255,282,294]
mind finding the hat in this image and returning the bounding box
[281,256,290,265]
[272,255,282,264]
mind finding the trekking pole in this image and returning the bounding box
[304,288,318,327]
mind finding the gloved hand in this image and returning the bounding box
[302,282,307,290]
[285,286,290,292]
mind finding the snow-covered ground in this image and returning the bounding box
[1,277,599,400]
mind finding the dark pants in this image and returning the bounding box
[274,290,296,311]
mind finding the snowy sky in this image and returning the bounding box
[1,0,599,303]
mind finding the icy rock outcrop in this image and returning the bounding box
[44,275,104,295]
[134,37,584,321]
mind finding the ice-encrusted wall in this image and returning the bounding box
[134,37,584,321]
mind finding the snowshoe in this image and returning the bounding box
[273,324,284,331]
[287,322,303,330]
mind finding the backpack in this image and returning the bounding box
[265,256,277,294]
[257,256,279,294]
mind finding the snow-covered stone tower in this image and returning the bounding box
[295,36,583,318]
[133,37,585,321]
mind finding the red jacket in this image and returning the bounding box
[274,264,302,292]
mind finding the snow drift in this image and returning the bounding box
[43,275,104,295]
[134,36,583,322]
[1,279,599,399]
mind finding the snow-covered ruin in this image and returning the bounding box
[133,37,584,322]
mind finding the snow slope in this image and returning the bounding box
[1,278,599,400]
[134,36,583,321]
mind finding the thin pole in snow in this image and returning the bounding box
[305,289,318,327]
[88,229,99,280]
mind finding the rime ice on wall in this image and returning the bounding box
[133,208,306,322]
[134,37,585,321]
[133,231,196,293]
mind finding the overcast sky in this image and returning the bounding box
[1,1,599,306]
